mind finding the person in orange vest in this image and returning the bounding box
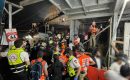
[77,51,95,80]
[31,52,48,80]
[89,21,99,48]
[61,41,66,56]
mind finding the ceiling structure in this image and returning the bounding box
[49,0,130,24]
[7,0,45,6]
[2,0,130,28]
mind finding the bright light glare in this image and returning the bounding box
[125,0,130,2]
[25,35,32,39]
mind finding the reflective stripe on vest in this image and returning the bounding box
[8,48,24,65]
[7,48,26,73]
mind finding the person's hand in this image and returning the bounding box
[74,77,78,80]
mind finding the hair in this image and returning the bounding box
[37,51,43,58]
[14,39,25,48]
[53,54,59,61]
[115,53,128,62]
[120,64,130,77]
[0,45,9,52]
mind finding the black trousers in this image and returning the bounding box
[10,71,28,80]
[70,76,75,80]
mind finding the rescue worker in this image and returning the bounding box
[61,41,66,56]
[66,49,81,80]
[52,54,64,80]
[31,51,48,80]
[77,51,95,80]
[89,21,99,48]
[7,39,30,80]
[59,49,69,80]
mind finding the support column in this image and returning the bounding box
[70,20,80,41]
[70,20,74,41]
[8,4,12,29]
[111,12,118,56]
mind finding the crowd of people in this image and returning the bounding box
[0,22,130,80]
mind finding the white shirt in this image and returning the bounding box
[95,57,101,69]
[70,57,80,69]
[69,43,74,50]
[44,63,48,71]
[110,62,125,74]
[20,52,30,62]
[105,70,127,80]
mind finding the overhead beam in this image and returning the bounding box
[20,0,44,6]
[68,12,112,20]
[49,0,67,14]
[6,1,23,9]
[62,2,114,11]
[65,0,73,8]
[67,7,110,15]
[114,0,124,12]
[81,0,87,15]
[121,17,130,21]
[64,2,113,14]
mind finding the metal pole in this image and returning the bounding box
[117,0,128,27]
[112,0,128,41]
[108,17,112,68]
[8,4,12,29]
[83,25,110,44]
[6,1,23,9]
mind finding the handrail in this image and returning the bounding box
[83,25,110,45]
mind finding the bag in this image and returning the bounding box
[30,60,43,80]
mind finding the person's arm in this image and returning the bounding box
[25,60,30,66]
[76,66,81,77]
[111,41,124,54]
[21,52,30,66]
[89,57,96,65]
[44,63,48,77]
[73,58,81,77]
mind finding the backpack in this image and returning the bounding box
[30,60,45,80]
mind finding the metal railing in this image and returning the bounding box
[83,25,110,45]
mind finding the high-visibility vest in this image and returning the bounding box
[67,56,76,77]
[31,58,46,80]
[59,55,68,66]
[78,54,90,71]
[7,47,26,73]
